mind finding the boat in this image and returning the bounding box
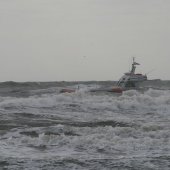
[60,58,147,94]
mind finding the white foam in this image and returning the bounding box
[0,88,170,164]
[0,88,170,119]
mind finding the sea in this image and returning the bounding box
[0,80,170,170]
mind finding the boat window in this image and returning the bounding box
[125,81,136,88]
[117,81,125,87]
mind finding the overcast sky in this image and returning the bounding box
[0,0,170,81]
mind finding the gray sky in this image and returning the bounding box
[0,0,170,81]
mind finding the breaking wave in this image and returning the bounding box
[0,81,170,169]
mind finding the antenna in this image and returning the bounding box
[146,69,155,76]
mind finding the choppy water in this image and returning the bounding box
[0,81,170,170]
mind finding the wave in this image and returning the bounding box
[0,88,170,115]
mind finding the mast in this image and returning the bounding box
[130,57,140,74]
